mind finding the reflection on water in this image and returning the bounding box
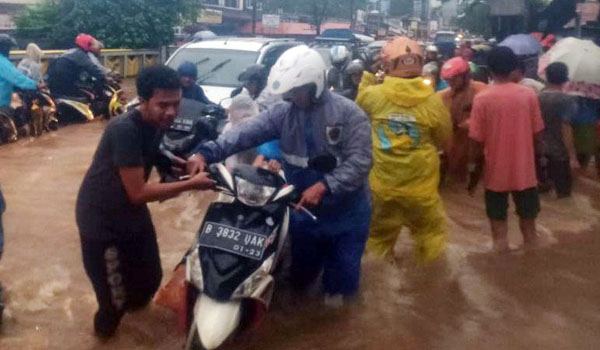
[0,122,599,350]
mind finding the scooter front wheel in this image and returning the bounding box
[0,113,18,143]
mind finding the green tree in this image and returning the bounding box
[15,0,201,49]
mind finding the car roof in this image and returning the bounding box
[184,37,299,52]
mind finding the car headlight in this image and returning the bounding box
[235,177,276,207]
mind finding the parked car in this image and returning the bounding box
[166,37,302,107]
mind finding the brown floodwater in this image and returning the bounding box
[0,119,599,350]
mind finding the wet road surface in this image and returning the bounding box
[0,118,599,350]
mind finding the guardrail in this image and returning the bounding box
[8,49,162,77]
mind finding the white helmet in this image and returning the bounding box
[329,45,349,64]
[267,45,327,99]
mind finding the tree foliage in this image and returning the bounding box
[15,0,201,49]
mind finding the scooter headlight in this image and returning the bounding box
[235,177,276,207]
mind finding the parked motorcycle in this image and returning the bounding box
[55,74,125,124]
[181,163,314,350]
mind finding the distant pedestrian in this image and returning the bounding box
[539,62,579,197]
[438,57,487,183]
[468,47,545,252]
[571,96,600,178]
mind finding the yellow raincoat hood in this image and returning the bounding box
[379,76,435,108]
[357,72,452,199]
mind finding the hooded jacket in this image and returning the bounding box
[357,72,452,200]
[0,54,36,107]
[194,90,373,197]
[17,43,44,83]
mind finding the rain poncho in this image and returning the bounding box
[17,43,45,83]
[357,72,452,263]
[223,95,259,170]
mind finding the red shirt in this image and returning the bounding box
[469,83,544,192]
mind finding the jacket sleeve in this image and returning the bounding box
[323,104,373,195]
[75,50,106,85]
[193,103,285,163]
[0,60,36,90]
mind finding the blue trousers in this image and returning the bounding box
[289,191,371,296]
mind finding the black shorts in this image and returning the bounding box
[485,187,540,220]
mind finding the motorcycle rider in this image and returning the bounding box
[48,33,106,98]
[340,59,364,100]
[76,65,215,338]
[0,34,38,137]
[0,34,37,323]
[17,43,45,84]
[188,45,373,307]
[357,37,452,264]
[327,45,351,92]
[236,63,281,111]
[234,63,283,171]
[177,61,213,105]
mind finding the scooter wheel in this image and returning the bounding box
[0,113,18,144]
[46,112,59,131]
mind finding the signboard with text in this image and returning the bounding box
[263,14,281,29]
[198,9,223,24]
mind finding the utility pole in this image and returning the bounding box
[252,0,257,35]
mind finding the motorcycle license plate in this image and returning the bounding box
[198,222,268,260]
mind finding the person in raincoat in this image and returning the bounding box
[17,43,45,83]
[356,37,452,264]
[188,45,373,307]
[438,57,487,183]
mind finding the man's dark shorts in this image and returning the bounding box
[485,187,540,220]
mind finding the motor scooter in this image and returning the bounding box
[181,163,315,350]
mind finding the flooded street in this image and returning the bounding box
[1,119,599,350]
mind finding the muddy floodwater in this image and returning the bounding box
[0,119,599,350]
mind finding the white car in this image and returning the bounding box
[166,37,301,108]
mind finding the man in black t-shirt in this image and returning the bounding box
[76,65,215,338]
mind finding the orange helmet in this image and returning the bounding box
[441,57,470,80]
[381,37,424,78]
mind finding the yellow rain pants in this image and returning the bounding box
[367,192,447,263]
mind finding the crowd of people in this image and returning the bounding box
[0,32,599,339]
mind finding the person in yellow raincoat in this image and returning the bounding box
[356,37,452,263]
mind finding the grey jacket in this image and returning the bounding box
[194,91,373,195]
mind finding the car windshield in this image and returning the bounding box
[435,33,456,43]
[167,48,259,88]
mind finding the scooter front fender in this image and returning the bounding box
[56,99,94,121]
[193,295,241,350]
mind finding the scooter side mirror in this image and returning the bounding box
[308,154,337,173]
